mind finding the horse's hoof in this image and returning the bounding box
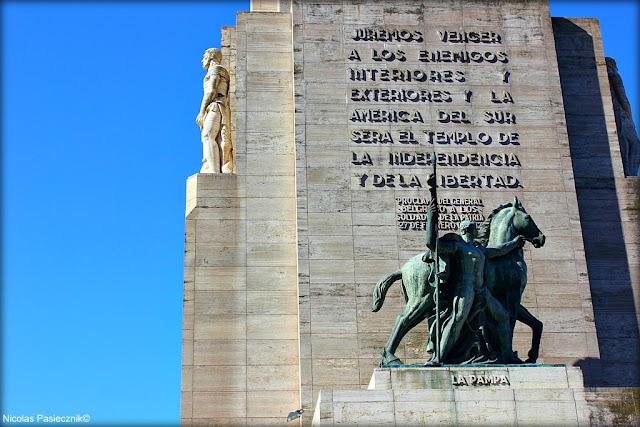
[524,358,537,364]
[380,348,404,367]
[423,360,442,367]
[380,353,403,367]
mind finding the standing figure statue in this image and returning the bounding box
[196,48,235,174]
[606,57,640,176]
[422,194,524,364]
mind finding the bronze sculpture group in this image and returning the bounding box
[373,174,546,366]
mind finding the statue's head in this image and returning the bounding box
[459,220,477,242]
[202,48,223,69]
[605,57,617,75]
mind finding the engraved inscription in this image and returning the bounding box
[353,28,424,43]
[346,27,522,231]
[452,374,511,386]
[397,197,486,231]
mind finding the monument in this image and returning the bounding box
[181,0,640,425]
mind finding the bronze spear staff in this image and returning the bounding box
[430,151,441,365]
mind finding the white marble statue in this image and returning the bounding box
[196,48,235,174]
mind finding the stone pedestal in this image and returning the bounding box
[181,172,300,424]
[313,366,589,426]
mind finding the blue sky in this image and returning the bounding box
[549,1,639,120]
[2,1,637,424]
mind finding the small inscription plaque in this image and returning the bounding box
[397,197,485,231]
[452,374,511,386]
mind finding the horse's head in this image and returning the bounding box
[480,197,546,248]
[511,197,546,248]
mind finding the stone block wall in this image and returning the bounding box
[181,11,300,425]
[291,0,598,419]
[251,0,280,12]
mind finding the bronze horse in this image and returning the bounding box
[372,198,546,366]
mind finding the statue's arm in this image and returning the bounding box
[424,200,438,251]
[196,69,218,123]
[484,235,525,259]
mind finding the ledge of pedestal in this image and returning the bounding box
[369,365,585,390]
[185,173,245,219]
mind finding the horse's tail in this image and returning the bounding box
[372,270,403,312]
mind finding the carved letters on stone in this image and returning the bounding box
[346,26,525,231]
[452,374,511,386]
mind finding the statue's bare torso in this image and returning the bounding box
[196,50,234,174]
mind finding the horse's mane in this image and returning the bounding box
[476,201,514,246]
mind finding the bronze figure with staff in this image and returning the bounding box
[373,151,541,366]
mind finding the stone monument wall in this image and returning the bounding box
[553,17,640,387]
[290,0,599,414]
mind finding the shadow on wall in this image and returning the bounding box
[553,18,640,387]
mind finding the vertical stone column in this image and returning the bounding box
[181,9,299,426]
[182,173,248,425]
[237,11,300,423]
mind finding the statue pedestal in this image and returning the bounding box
[182,173,300,424]
[313,366,589,426]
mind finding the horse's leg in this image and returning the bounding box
[485,289,517,363]
[518,304,543,363]
[507,285,522,349]
[382,299,429,366]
